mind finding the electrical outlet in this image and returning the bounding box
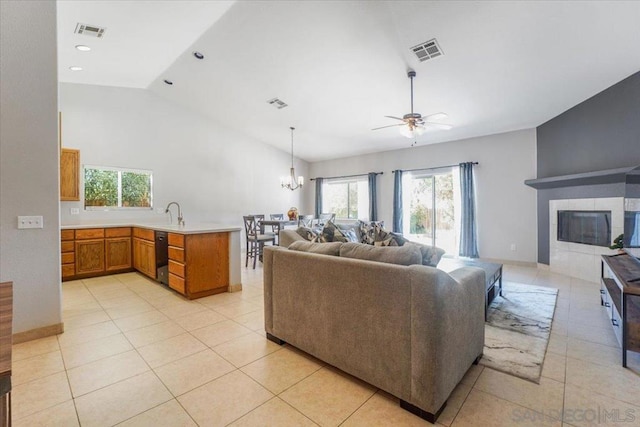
[18,215,43,229]
[510,243,517,251]
[70,208,80,215]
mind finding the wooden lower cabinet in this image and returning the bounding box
[105,237,132,272]
[75,239,105,275]
[167,232,230,299]
[133,237,156,279]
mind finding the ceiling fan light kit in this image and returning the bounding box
[281,127,304,191]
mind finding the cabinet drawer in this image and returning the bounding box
[61,229,75,241]
[168,260,185,278]
[168,233,184,248]
[169,273,185,294]
[61,241,75,253]
[133,228,154,241]
[61,264,75,278]
[61,252,75,265]
[168,246,184,263]
[105,227,131,238]
[76,228,105,239]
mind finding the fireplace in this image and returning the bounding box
[557,210,611,247]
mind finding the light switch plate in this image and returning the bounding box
[18,215,43,229]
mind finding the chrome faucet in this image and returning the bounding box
[165,201,185,226]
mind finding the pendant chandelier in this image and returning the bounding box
[280,126,304,191]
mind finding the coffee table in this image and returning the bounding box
[438,258,503,320]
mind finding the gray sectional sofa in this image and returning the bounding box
[263,243,485,423]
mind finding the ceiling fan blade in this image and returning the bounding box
[424,112,449,121]
[423,121,453,130]
[372,123,406,131]
[384,115,406,121]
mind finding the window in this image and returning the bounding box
[84,166,153,210]
[323,178,369,220]
[403,169,459,254]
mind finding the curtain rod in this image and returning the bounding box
[392,162,478,173]
[310,171,383,181]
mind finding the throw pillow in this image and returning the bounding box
[312,220,349,243]
[406,242,446,267]
[295,226,317,241]
[342,229,360,243]
[339,242,422,266]
[288,241,342,256]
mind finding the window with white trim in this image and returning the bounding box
[84,166,153,210]
[323,178,369,220]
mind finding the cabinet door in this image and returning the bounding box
[75,239,105,275]
[133,237,156,279]
[106,237,132,272]
[60,148,80,201]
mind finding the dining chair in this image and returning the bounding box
[317,212,336,226]
[243,215,276,269]
[298,214,315,228]
[269,213,285,245]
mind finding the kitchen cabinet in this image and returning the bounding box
[133,227,156,279]
[168,232,230,299]
[60,148,80,201]
[105,227,132,272]
[61,229,75,279]
[75,239,105,275]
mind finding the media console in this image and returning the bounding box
[600,253,640,367]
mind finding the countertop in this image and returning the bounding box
[61,222,241,234]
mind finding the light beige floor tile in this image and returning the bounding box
[547,333,569,356]
[116,399,197,427]
[190,319,253,348]
[567,321,619,348]
[123,320,185,348]
[213,332,282,367]
[12,399,79,427]
[75,371,172,427]
[57,320,121,348]
[474,369,564,418]
[158,300,208,319]
[229,397,317,427]
[105,300,156,320]
[459,363,484,386]
[238,286,264,300]
[63,309,111,330]
[11,371,72,420]
[61,333,133,369]
[178,370,273,426]
[138,333,207,368]
[452,389,561,427]
[566,337,621,367]
[123,280,161,294]
[112,309,169,332]
[542,351,566,383]
[213,300,262,318]
[196,291,244,308]
[280,367,376,426]
[63,299,104,319]
[172,308,227,331]
[565,357,640,406]
[342,391,431,426]
[241,347,323,394]
[12,350,65,385]
[62,292,98,309]
[137,285,175,301]
[233,310,265,331]
[437,381,473,426]
[67,350,150,397]
[12,335,59,362]
[146,292,191,309]
[93,289,140,304]
[153,349,235,396]
[563,383,640,427]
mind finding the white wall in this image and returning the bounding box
[308,129,538,263]
[0,1,62,334]
[59,83,310,228]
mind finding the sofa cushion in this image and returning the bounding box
[288,240,343,256]
[312,220,349,243]
[407,242,446,267]
[339,242,422,266]
[295,226,317,241]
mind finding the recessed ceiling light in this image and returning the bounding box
[75,45,91,52]
[163,79,173,85]
[69,66,83,71]
[193,51,204,60]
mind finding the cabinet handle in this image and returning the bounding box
[612,319,619,327]
[604,302,611,308]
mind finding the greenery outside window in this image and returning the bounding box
[323,178,369,220]
[84,166,153,210]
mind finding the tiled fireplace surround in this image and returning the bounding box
[549,197,623,283]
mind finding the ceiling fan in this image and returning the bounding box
[372,70,452,139]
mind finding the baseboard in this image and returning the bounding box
[228,283,243,293]
[479,258,538,268]
[13,322,64,344]
[537,263,550,271]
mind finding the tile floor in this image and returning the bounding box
[9,264,640,426]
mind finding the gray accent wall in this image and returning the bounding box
[535,71,640,263]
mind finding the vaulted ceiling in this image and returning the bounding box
[58,1,640,161]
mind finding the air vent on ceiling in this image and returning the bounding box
[410,38,443,62]
[74,23,106,38]
[267,98,288,109]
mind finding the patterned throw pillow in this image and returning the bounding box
[295,226,317,241]
[406,242,446,267]
[311,220,349,243]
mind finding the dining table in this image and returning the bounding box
[259,219,298,239]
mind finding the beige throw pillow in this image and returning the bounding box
[339,242,422,266]
[288,241,343,256]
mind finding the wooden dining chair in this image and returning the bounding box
[243,216,276,269]
[269,214,285,245]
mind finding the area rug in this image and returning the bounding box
[479,282,558,383]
